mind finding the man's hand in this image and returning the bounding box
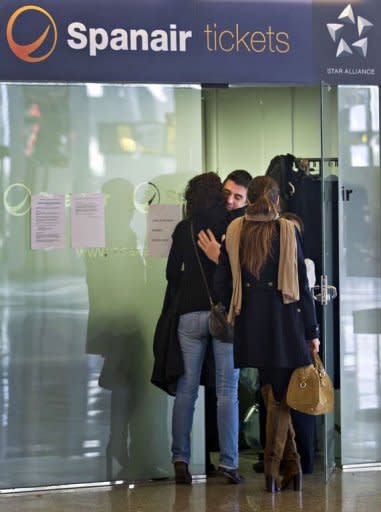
[197,229,221,264]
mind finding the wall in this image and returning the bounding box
[203,86,337,178]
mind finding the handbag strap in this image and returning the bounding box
[313,352,326,378]
[190,221,214,307]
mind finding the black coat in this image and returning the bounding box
[214,223,319,370]
[151,283,183,396]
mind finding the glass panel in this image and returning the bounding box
[0,83,203,488]
[320,83,338,480]
[338,86,381,467]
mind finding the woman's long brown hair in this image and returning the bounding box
[241,176,280,278]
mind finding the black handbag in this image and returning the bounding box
[210,302,234,342]
[191,222,233,343]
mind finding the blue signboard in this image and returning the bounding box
[0,0,379,84]
[194,0,313,84]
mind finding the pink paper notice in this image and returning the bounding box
[71,193,105,248]
[31,194,65,250]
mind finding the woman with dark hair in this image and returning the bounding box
[214,175,320,493]
[167,172,242,485]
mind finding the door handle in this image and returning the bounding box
[313,275,337,305]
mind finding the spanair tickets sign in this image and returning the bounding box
[0,0,379,84]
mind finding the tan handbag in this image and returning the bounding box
[286,353,334,415]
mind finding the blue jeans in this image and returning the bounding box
[172,311,239,469]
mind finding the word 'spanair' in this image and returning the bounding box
[67,22,193,56]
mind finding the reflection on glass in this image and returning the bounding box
[0,83,202,488]
[338,86,381,467]
[85,178,146,480]
[349,104,366,132]
[350,144,369,167]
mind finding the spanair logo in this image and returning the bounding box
[5,5,192,62]
[7,5,58,63]
[326,4,373,59]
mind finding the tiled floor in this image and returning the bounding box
[1,455,381,512]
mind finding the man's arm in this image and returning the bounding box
[197,229,222,264]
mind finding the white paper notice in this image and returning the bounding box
[147,204,181,257]
[71,193,105,248]
[31,194,65,250]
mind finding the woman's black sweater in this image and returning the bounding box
[166,204,231,315]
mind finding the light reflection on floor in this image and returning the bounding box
[0,457,381,512]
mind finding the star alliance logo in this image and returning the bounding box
[326,4,373,58]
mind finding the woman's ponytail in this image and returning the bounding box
[245,193,278,218]
[240,176,280,278]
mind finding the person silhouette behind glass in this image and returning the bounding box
[85,178,147,480]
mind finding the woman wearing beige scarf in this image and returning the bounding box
[214,176,320,493]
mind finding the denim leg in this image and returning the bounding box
[213,337,240,469]
[172,311,209,464]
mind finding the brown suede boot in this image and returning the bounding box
[261,384,291,493]
[281,418,303,491]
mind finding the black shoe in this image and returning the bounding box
[206,463,218,477]
[174,461,192,485]
[253,460,264,473]
[218,466,245,484]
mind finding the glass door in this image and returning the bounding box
[0,83,204,490]
[337,86,381,470]
[320,84,381,477]
[319,83,338,481]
